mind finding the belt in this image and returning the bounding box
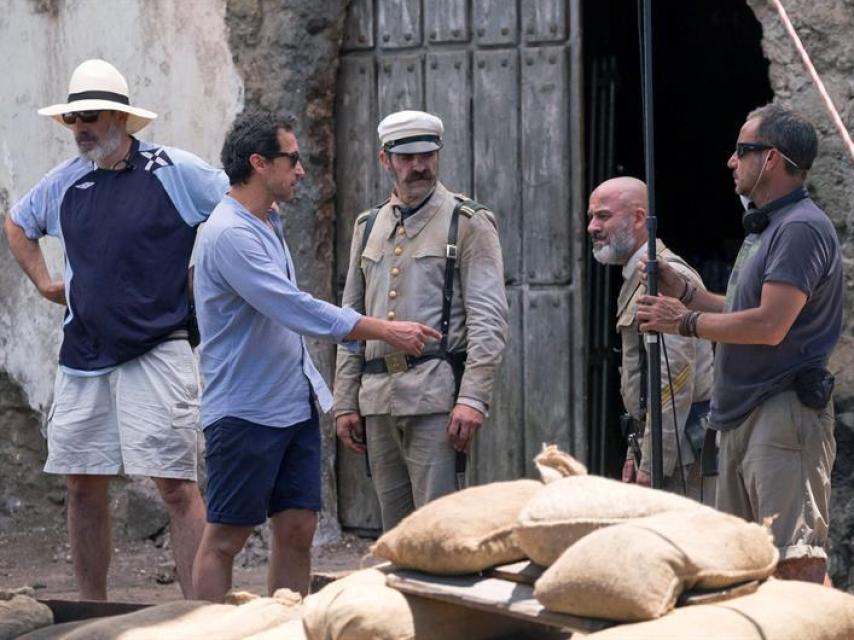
[363,353,446,375]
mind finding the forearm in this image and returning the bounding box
[696,308,786,345]
[4,216,53,292]
[687,288,725,313]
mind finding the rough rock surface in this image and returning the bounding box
[746,0,854,592]
[224,0,350,542]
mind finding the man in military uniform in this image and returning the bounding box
[587,177,713,499]
[334,110,508,531]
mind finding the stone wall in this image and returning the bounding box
[747,0,854,590]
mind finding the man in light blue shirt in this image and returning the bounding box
[191,111,439,602]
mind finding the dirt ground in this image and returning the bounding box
[0,513,374,603]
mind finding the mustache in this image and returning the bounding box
[406,171,434,182]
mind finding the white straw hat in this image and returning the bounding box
[38,59,157,134]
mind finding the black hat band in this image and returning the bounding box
[67,90,130,105]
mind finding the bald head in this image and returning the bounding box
[587,177,649,266]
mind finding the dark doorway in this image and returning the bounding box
[583,0,774,476]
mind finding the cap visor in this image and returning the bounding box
[387,140,442,154]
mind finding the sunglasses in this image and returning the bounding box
[734,142,773,158]
[61,110,105,125]
[265,150,301,167]
[734,141,800,168]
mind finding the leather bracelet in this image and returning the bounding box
[678,310,702,338]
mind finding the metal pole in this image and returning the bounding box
[641,0,664,488]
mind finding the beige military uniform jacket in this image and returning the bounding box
[333,182,508,417]
[617,240,714,477]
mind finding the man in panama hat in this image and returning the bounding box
[4,59,228,600]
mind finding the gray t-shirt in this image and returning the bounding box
[710,192,843,430]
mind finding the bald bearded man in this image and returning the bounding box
[587,177,713,499]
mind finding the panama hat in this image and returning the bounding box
[38,59,157,134]
[378,110,443,154]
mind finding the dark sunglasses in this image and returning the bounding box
[265,150,301,167]
[734,142,773,158]
[61,110,105,125]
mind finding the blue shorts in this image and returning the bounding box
[203,407,321,526]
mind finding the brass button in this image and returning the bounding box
[389,290,397,299]
[391,267,400,276]
[393,246,403,256]
[397,227,405,236]
[387,311,396,320]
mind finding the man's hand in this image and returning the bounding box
[636,294,687,335]
[335,412,366,454]
[637,256,687,299]
[636,468,651,487]
[621,458,637,483]
[447,403,484,452]
[383,320,441,356]
[39,280,66,306]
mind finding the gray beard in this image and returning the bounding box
[592,225,636,266]
[79,123,125,163]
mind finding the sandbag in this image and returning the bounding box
[580,578,854,639]
[0,595,53,640]
[243,619,308,640]
[515,474,704,566]
[41,595,302,640]
[371,479,542,574]
[302,568,550,640]
[534,509,778,622]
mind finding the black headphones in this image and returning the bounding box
[741,187,809,234]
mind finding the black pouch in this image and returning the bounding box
[187,301,201,349]
[794,367,834,410]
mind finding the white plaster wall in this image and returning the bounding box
[0,0,243,411]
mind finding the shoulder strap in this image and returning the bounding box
[360,206,382,255]
[440,198,486,352]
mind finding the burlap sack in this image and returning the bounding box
[580,578,854,639]
[303,568,551,640]
[244,619,308,640]
[38,596,303,640]
[534,509,778,621]
[371,479,542,574]
[0,595,53,640]
[515,474,704,566]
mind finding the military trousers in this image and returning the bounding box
[365,413,458,532]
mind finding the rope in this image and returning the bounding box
[770,0,854,164]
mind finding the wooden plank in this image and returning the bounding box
[426,50,471,195]
[335,56,377,285]
[522,0,568,43]
[521,46,571,284]
[386,570,612,633]
[489,560,544,585]
[377,54,424,198]
[473,49,521,284]
[680,580,761,606]
[471,288,524,484]
[524,289,573,476]
[377,0,421,49]
[473,0,517,45]
[341,0,373,51]
[425,0,469,44]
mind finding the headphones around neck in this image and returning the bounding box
[741,187,809,235]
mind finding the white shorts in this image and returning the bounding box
[44,339,201,480]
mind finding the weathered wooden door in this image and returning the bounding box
[334,0,586,530]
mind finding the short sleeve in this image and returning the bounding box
[153,146,229,227]
[764,222,832,296]
[9,158,87,240]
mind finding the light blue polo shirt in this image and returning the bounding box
[194,195,361,429]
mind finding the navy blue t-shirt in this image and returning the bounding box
[11,138,228,373]
[710,190,843,429]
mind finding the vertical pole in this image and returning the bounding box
[641,0,664,488]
